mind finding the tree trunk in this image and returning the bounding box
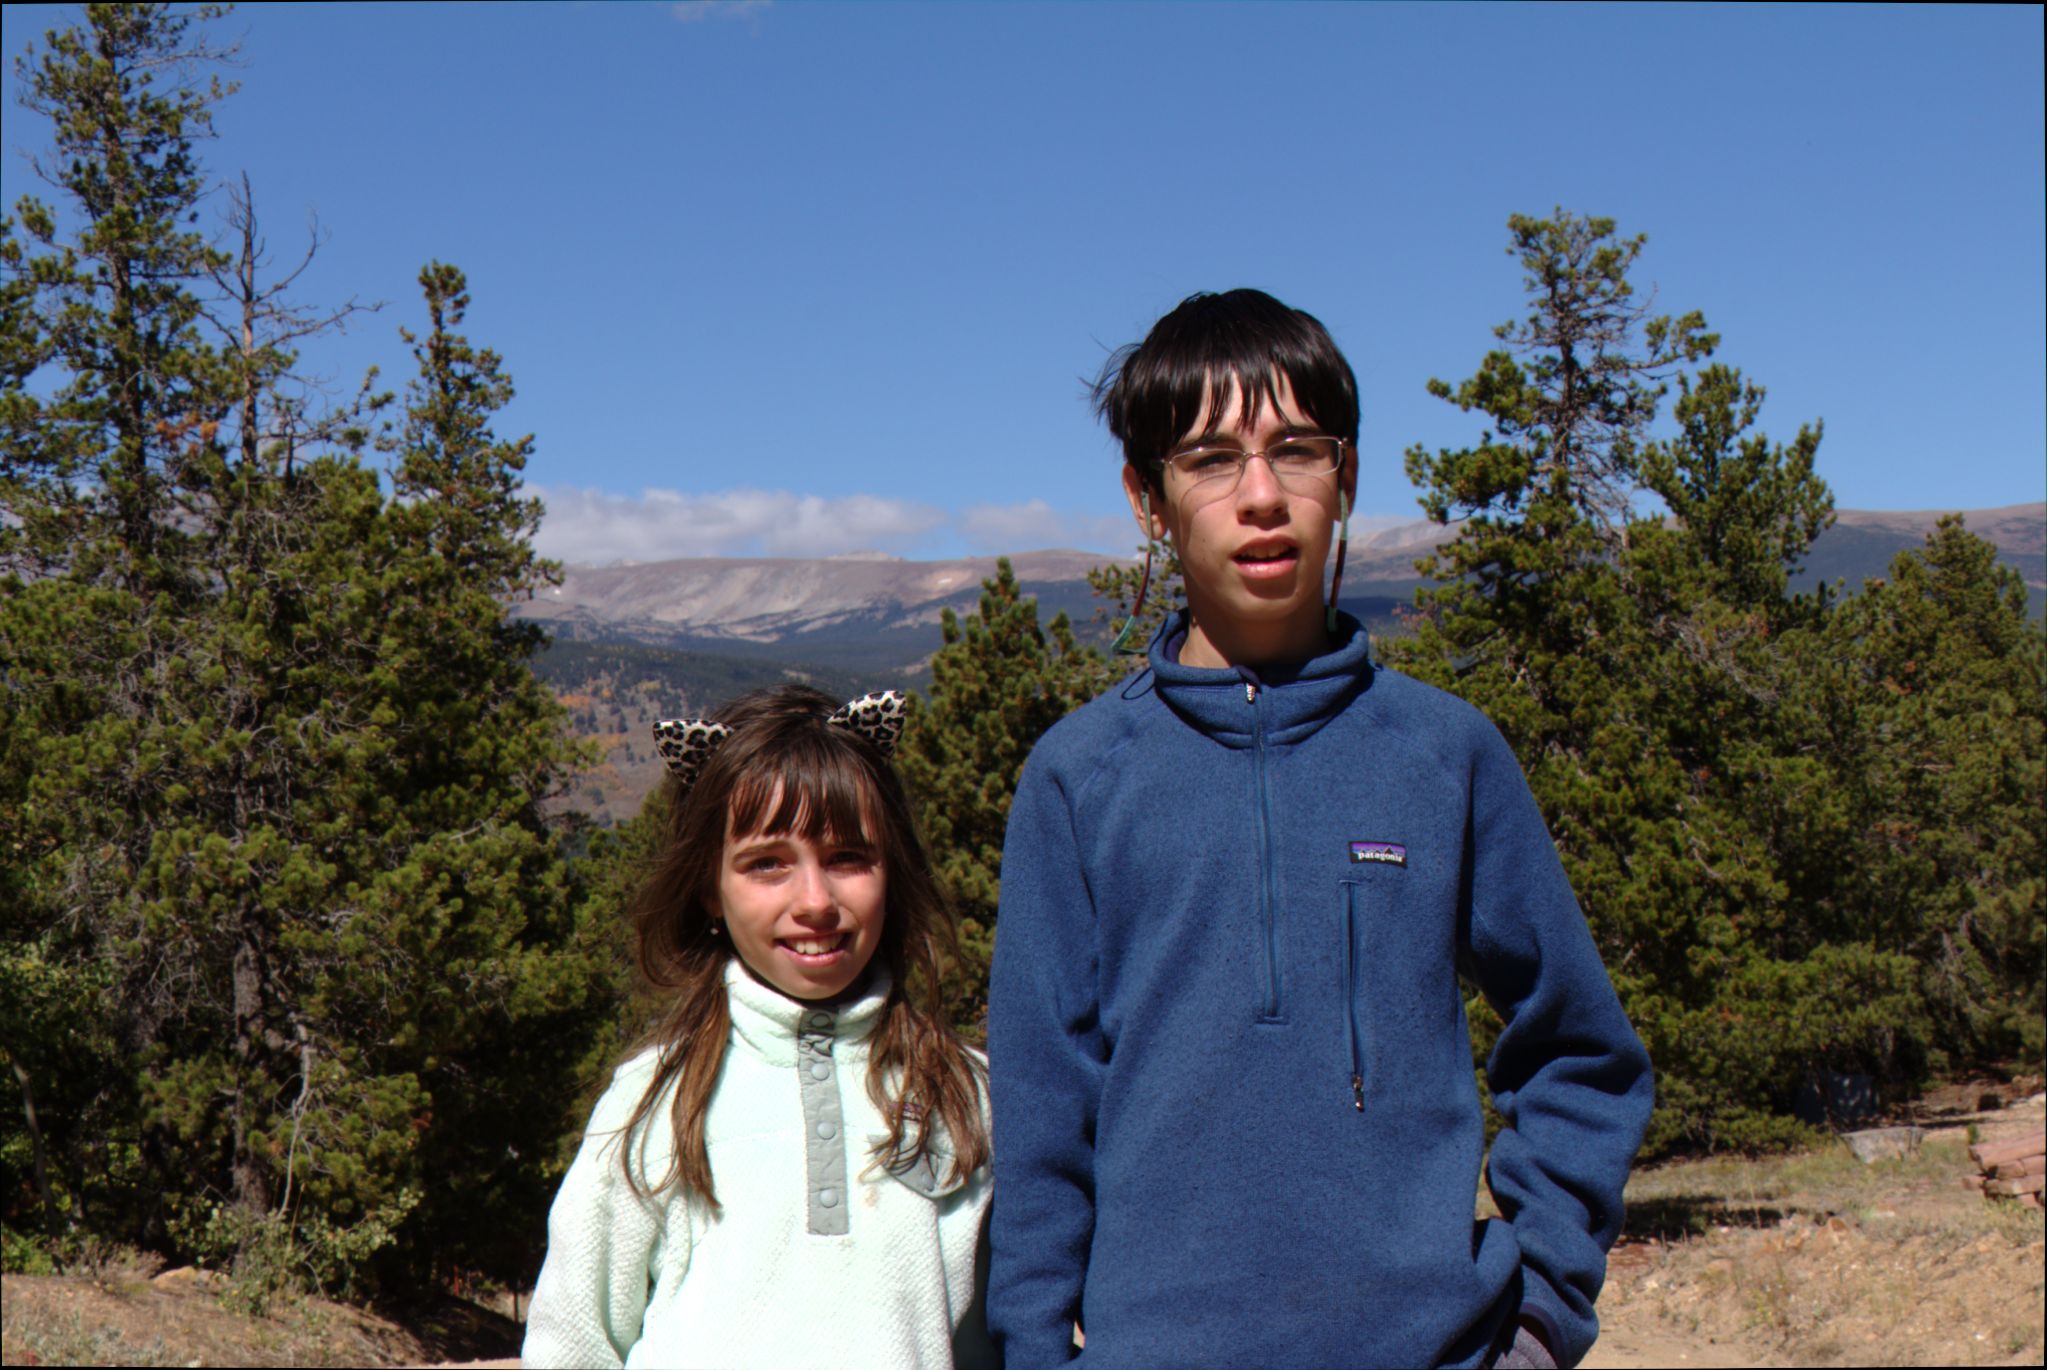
[231,933,272,1217]
[6,1051,62,1236]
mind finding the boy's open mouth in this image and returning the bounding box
[780,933,850,961]
[1234,541,1299,576]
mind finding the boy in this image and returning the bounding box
[986,290,1653,1368]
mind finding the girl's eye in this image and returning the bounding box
[828,849,876,870]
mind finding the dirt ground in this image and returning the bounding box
[0,1265,523,1369]
[4,1084,2042,1369]
[1586,1083,2047,1369]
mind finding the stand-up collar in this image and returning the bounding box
[726,958,891,1067]
[1146,609,1375,749]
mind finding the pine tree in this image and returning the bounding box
[2,10,616,1292]
[2,1,242,1250]
[1636,365,1831,619]
[1388,210,1922,1151]
[897,558,1103,1035]
[2,1,235,584]
[333,261,615,1286]
[1825,521,2046,1064]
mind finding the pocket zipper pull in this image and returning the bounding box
[1351,1074,1364,1111]
[1245,682,1257,704]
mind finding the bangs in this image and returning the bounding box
[1096,288,1360,475]
[1183,368,1293,445]
[722,740,878,848]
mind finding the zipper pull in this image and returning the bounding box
[1245,682,1257,704]
[1351,1074,1365,1111]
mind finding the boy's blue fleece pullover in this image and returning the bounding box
[987,613,1653,1368]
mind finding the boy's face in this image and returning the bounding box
[1122,372,1355,669]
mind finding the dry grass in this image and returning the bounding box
[0,1257,520,1369]
[1593,1131,2047,1367]
[0,1304,182,1368]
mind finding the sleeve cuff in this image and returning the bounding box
[1516,1268,1580,1368]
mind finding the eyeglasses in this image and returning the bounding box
[1162,435,1347,499]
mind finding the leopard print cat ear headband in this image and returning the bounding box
[651,691,909,793]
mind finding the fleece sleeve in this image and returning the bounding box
[1462,723,1654,1369]
[521,1072,670,1370]
[986,755,1108,1367]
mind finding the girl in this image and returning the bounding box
[523,686,993,1370]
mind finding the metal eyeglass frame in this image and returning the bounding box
[1162,435,1350,502]
[1110,436,1357,653]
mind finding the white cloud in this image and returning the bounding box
[532,486,947,564]
[958,499,1137,555]
[531,488,1422,565]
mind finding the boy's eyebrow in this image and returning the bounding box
[1172,419,1323,452]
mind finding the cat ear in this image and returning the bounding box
[652,718,734,791]
[828,690,908,757]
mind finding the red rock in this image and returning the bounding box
[1968,1130,2046,1168]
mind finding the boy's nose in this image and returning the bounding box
[1234,453,1288,511]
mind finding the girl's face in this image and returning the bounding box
[712,796,887,1002]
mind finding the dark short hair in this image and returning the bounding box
[1093,288,1360,491]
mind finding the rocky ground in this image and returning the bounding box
[1585,1084,2046,1369]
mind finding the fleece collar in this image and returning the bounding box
[725,957,890,1067]
[1145,608,1375,749]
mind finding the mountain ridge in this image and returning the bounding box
[517,502,2044,663]
[527,501,2042,824]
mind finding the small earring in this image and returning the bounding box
[707,920,723,938]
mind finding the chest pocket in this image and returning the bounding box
[1340,863,1472,1115]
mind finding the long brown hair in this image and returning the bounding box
[618,685,988,1210]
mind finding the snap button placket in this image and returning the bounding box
[796,1009,849,1236]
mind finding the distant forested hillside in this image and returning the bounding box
[531,641,889,824]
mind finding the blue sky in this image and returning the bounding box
[4,1,2041,563]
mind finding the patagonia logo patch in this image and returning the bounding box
[1350,840,1407,867]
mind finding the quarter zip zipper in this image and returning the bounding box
[1245,674,1282,1021]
